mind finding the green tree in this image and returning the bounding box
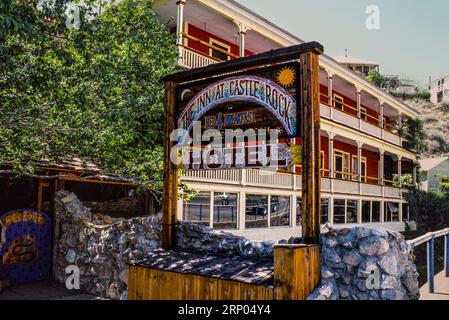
[366,69,386,88]
[0,0,176,193]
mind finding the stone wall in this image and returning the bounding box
[53,191,275,299]
[53,191,161,299]
[307,226,420,300]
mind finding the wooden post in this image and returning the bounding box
[300,50,321,244]
[274,244,321,300]
[162,81,179,249]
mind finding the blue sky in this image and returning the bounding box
[238,0,449,86]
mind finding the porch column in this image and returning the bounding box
[398,156,402,188]
[176,0,186,46]
[357,141,363,183]
[356,86,362,118]
[380,150,385,185]
[234,21,250,57]
[328,132,335,178]
[380,101,385,129]
[327,70,334,110]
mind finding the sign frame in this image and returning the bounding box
[162,42,324,248]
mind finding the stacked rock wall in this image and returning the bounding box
[53,191,275,299]
[308,226,420,300]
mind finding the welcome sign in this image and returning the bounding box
[176,63,300,139]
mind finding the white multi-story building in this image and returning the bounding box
[154,0,419,241]
[429,74,449,104]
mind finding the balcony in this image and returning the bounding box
[178,45,218,69]
[181,169,403,199]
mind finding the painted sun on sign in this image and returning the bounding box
[276,67,296,88]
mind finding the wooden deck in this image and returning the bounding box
[420,271,449,300]
[127,245,321,300]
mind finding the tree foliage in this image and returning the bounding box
[404,188,449,233]
[0,0,176,193]
[366,70,386,88]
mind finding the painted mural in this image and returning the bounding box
[0,210,51,284]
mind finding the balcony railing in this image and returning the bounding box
[181,169,402,199]
[178,45,218,69]
[319,95,407,147]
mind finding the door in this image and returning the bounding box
[0,210,52,284]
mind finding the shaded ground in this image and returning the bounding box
[420,271,449,300]
[0,281,102,300]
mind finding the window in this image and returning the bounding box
[183,191,211,226]
[362,201,371,223]
[296,198,302,226]
[372,202,381,222]
[333,199,346,224]
[362,200,381,223]
[346,200,358,223]
[213,192,238,230]
[210,39,231,61]
[271,196,290,227]
[321,198,329,224]
[333,94,344,111]
[352,155,367,182]
[245,194,268,229]
[384,202,399,222]
[334,150,350,180]
[360,107,367,121]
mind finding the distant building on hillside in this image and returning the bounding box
[429,74,449,104]
[334,50,379,77]
[419,157,449,192]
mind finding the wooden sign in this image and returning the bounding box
[176,63,300,139]
[162,42,324,249]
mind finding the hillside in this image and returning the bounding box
[404,98,449,157]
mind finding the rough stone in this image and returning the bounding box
[65,249,77,264]
[342,250,363,267]
[359,237,389,256]
[308,226,419,301]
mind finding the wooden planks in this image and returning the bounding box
[273,245,321,300]
[299,50,322,244]
[128,266,274,300]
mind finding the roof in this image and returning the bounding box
[129,249,274,285]
[334,55,379,66]
[419,157,449,172]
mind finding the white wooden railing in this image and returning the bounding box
[181,169,402,198]
[178,46,218,69]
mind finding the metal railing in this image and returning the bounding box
[408,228,449,293]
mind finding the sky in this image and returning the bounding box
[238,0,449,86]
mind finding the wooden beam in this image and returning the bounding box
[300,50,321,244]
[164,42,323,83]
[162,81,179,249]
[273,244,321,300]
